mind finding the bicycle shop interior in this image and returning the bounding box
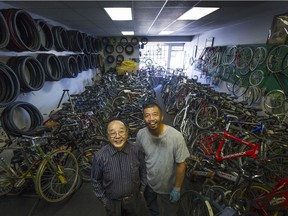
[0,1,288,216]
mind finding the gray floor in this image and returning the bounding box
[0,84,197,216]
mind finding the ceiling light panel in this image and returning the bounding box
[177,7,219,20]
[104,7,132,20]
[121,31,134,35]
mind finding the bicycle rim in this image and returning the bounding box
[263,90,286,115]
[35,150,79,202]
[178,190,213,216]
[195,105,219,130]
[77,145,101,182]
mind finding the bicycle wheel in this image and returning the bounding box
[173,107,185,129]
[35,149,79,202]
[262,154,288,183]
[77,145,101,182]
[249,46,268,71]
[230,183,271,215]
[235,46,253,69]
[182,118,195,144]
[249,70,264,86]
[263,90,286,114]
[195,105,219,130]
[267,45,288,73]
[178,190,213,216]
[222,46,237,65]
[232,76,249,97]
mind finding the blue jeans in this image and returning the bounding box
[144,185,179,216]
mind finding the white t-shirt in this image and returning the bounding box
[136,126,190,194]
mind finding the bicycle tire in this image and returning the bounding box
[77,145,101,182]
[178,190,213,216]
[262,154,288,183]
[266,45,288,73]
[249,70,264,86]
[172,107,185,129]
[195,105,219,130]
[35,149,79,202]
[230,183,271,215]
[222,46,237,65]
[232,77,249,97]
[249,46,267,71]
[182,118,195,144]
[263,90,286,114]
[235,46,253,69]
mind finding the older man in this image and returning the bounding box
[91,119,150,216]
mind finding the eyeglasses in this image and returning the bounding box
[108,130,126,138]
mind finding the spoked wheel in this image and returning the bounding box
[263,90,286,115]
[77,145,101,182]
[195,105,219,130]
[35,149,79,202]
[178,190,213,216]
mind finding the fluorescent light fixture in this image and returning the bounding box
[177,7,219,20]
[104,8,132,20]
[159,31,174,35]
[121,31,134,35]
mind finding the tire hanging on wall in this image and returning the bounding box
[0,10,10,49]
[7,56,46,92]
[52,25,69,51]
[131,37,139,46]
[106,55,115,64]
[67,30,84,52]
[105,44,114,54]
[0,101,44,137]
[116,54,124,65]
[0,62,20,108]
[59,55,79,78]
[125,44,134,55]
[2,8,41,51]
[116,44,124,53]
[37,54,63,81]
[34,19,54,51]
[82,54,90,71]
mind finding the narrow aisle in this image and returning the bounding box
[154,84,174,126]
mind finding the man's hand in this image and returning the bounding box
[169,188,181,203]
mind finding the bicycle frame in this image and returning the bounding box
[200,131,260,161]
[253,178,288,216]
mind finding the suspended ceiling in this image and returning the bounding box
[3,1,288,38]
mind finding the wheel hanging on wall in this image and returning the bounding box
[115,44,124,53]
[105,44,114,54]
[125,44,134,55]
[130,37,139,46]
[106,55,115,64]
[119,37,128,46]
[0,11,10,49]
[116,55,124,65]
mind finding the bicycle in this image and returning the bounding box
[0,131,79,202]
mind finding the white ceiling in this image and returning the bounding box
[3,1,288,37]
